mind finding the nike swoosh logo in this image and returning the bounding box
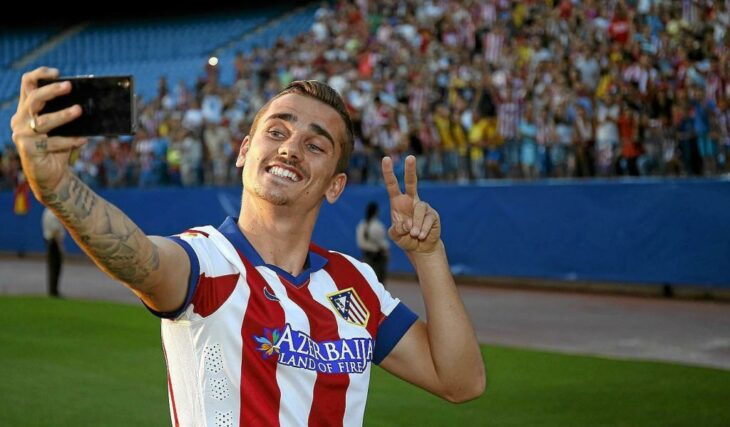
[263,287,280,302]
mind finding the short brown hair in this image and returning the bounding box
[249,80,354,174]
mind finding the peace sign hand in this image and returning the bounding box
[382,155,441,254]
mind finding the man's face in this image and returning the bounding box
[236,93,347,208]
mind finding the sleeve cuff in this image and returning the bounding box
[142,236,200,319]
[372,302,419,365]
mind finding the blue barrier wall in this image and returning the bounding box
[2,179,729,288]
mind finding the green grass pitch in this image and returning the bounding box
[1,297,728,426]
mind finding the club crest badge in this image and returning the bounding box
[327,288,370,327]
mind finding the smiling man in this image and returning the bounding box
[11,67,485,426]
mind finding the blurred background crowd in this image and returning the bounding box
[2,0,729,190]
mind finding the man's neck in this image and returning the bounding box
[237,199,319,276]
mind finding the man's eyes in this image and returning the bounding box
[267,129,325,153]
[307,143,324,153]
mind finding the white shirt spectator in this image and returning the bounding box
[575,55,601,90]
[183,106,204,132]
[347,88,367,111]
[356,217,389,253]
[637,0,652,15]
[714,7,729,43]
[596,102,619,148]
[311,21,328,42]
[592,16,610,35]
[556,120,574,146]
[42,208,65,243]
[202,93,223,124]
[327,74,348,97]
[180,134,203,186]
[417,0,443,23]
[376,23,393,44]
[396,23,419,47]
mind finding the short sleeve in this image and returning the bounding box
[372,300,418,364]
[143,228,222,319]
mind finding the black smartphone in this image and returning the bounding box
[37,75,136,137]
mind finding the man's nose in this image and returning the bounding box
[277,134,304,159]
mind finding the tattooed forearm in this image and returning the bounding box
[82,206,160,284]
[45,175,96,220]
[70,178,96,220]
[43,174,160,287]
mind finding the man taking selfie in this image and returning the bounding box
[11,66,485,426]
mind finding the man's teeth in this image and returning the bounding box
[268,166,300,182]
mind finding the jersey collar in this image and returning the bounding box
[218,216,327,287]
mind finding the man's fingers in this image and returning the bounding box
[19,67,59,105]
[396,221,408,236]
[389,224,406,239]
[410,201,428,237]
[404,155,418,199]
[419,213,437,240]
[32,136,87,154]
[27,81,72,115]
[381,156,401,199]
[31,104,82,135]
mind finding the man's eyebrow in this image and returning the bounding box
[265,112,297,123]
[308,123,335,149]
[265,112,335,149]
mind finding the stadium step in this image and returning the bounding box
[12,23,89,71]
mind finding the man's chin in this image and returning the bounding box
[253,186,289,206]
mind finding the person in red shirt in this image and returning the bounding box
[558,0,573,20]
[617,101,642,175]
[608,6,631,44]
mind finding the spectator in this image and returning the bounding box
[616,100,642,176]
[355,201,390,284]
[574,103,595,177]
[519,103,539,179]
[42,207,65,298]
[596,93,620,176]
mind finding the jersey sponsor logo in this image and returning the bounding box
[263,286,280,302]
[253,324,373,374]
[326,288,370,327]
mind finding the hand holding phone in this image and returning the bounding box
[37,75,136,137]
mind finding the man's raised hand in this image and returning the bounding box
[381,155,441,253]
[10,66,87,200]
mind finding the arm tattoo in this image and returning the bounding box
[43,174,160,286]
[45,176,96,220]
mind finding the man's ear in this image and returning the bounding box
[325,172,347,204]
[236,135,250,168]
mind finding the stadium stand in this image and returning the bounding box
[2,0,730,188]
[218,7,318,86]
[23,10,277,100]
[0,4,312,154]
[0,28,57,68]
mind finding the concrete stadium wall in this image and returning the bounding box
[2,179,729,288]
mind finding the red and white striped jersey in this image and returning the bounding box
[153,217,418,427]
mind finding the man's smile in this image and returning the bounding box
[265,164,303,182]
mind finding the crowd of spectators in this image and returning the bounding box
[2,0,729,190]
